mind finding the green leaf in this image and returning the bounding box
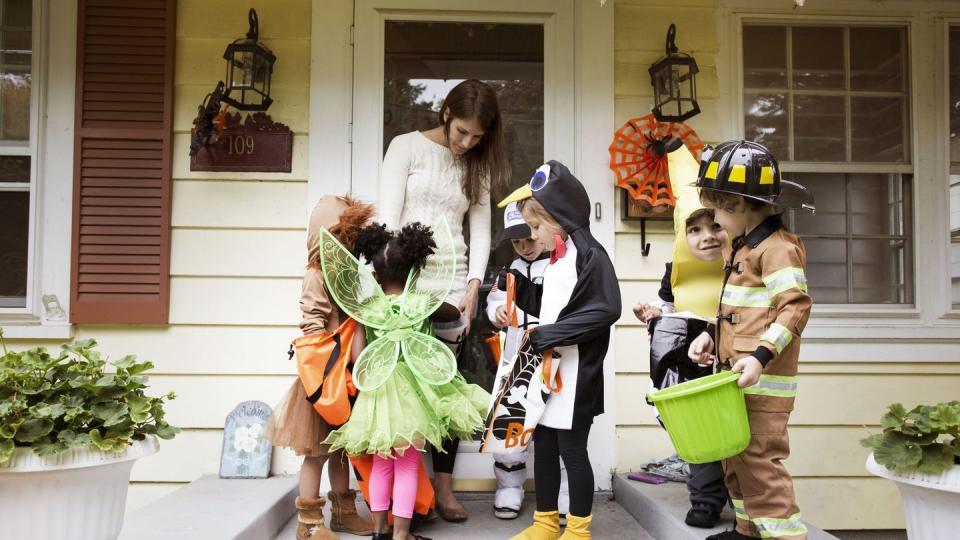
[917,443,956,474]
[89,429,110,451]
[111,355,137,370]
[94,375,116,387]
[873,432,922,471]
[34,440,67,457]
[0,438,14,464]
[29,402,66,419]
[92,401,129,427]
[127,395,152,423]
[930,404,960,431]
[156,423,180,440]
[15,418,54,443]
[126,361,154,376]
[860,433,884,450]
[888,403,908,418]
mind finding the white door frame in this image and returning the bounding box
[310,0,615,490]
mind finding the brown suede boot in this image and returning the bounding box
[328,489,375,536]
[295,496,338,540]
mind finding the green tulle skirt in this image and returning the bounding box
[324,360,490,458]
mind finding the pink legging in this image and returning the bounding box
[368,449,423,519]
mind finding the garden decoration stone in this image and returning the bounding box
[220,400,273,478]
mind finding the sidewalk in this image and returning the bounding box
[273,492,653,540]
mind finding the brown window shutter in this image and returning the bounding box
[70,0,176,324]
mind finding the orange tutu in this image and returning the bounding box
[264,378,332,457]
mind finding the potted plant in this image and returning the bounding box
[0,330,179,540]
[861,401,960,540]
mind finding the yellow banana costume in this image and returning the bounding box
[666,145,724,318]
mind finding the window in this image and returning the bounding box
[950,27,960,309]
[0,0,33,309]
[742,23,913,304]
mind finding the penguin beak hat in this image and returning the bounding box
[498,160,592,234]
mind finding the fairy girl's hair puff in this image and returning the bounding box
[355,222,436,284]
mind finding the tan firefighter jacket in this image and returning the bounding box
[716,214,811,413]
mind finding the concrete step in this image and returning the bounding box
[274,492,654,540]
[119,474,297,540]
[613,473,838,540]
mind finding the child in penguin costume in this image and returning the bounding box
[497,161,622,540]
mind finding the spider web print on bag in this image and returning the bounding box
[480,342,549,453]
[608,113,704,211]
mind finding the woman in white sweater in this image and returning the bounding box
[377,79,509,522]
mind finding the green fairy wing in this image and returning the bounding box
[318,227,390,329]
[401,330,457,386]
[352,335,401,392]
[401,216,456,323]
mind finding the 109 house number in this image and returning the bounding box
[226,135,255,155]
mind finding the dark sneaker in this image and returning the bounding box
[705,529,755,540]
[494,506,520,520]
[685,503,721,528]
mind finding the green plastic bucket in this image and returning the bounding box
[646,371,750,464]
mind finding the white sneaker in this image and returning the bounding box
[494,506,521,520]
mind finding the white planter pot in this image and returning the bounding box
[0,435,158,540]
[866,453,960,540]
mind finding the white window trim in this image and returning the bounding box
[716,2,960,341]
[940,16,960,319]
[0,0,75,340]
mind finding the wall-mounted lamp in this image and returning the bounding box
[222,9,276,111]
[649,24,700,122]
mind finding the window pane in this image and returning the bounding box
[793,95,845,161]
[0,0,31,141]
[851,97,905,162]
[850,27,904,92]
[744,93,788,158]
[852,239,909,303]
[0,190,28,307]
[792,173,846,235]
[0,154,29,182]
[743,26,786,88]
[792,26,844,89]
[803,238,847,303]
[850,173,905,236]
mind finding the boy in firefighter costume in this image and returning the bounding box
[634,143,729,528]
[498,161,622,540]
[485,203,570,521]
[688,140,814,540]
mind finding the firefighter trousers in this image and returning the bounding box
[722,411,807,539]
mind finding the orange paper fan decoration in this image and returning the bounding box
[609,113,704,211]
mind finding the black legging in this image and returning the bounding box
[534,424,593,517]
[431,438,460,474]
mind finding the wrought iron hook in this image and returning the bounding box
[247,8,259,40]
[665,23,678,55]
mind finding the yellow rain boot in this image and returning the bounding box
[558,514,592,539]
[511,510,561,540]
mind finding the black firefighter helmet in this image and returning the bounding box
[695,140,815,213]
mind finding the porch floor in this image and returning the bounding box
[273,492,653,540]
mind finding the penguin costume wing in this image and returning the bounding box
[498,161,622,353]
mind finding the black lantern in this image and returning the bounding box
[222,9,275,111]
[649,24,700,122]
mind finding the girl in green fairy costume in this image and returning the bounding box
[318,218,488,540]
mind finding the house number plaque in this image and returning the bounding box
[191,112,293,173]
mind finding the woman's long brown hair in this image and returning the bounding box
[439,79,510,203]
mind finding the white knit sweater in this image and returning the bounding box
[377,131,491,306]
